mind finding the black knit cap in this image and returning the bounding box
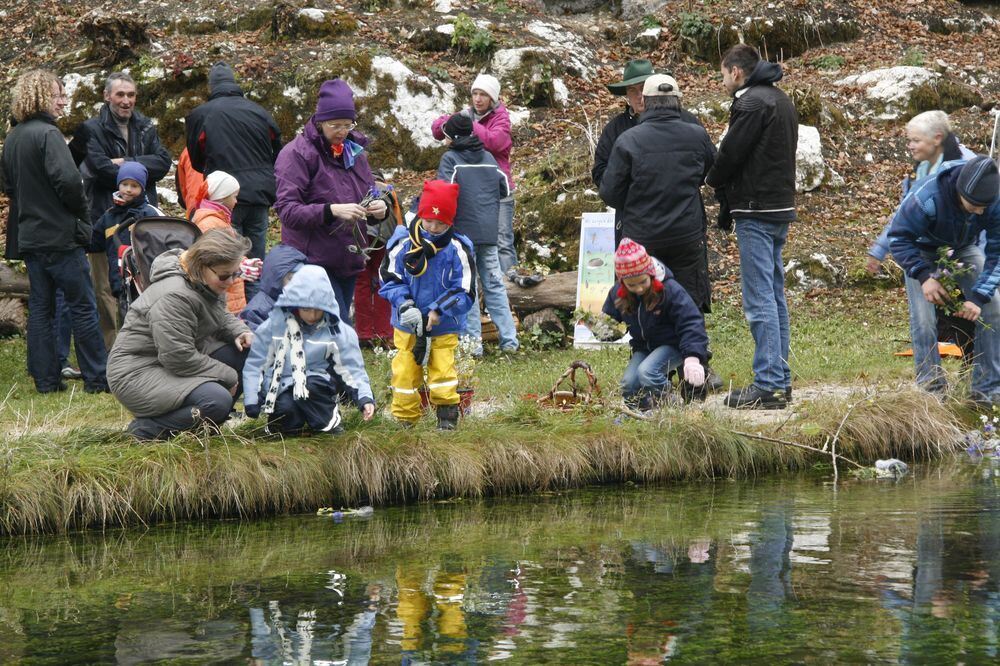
[443,113,473,138]
[958,156,999,207]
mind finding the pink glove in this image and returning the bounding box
[239,257,262,282]
[683,357,705,387]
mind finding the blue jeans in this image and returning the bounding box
[54,289,72,367]
[24,249,107,391]
[497,194,518,273]
[904,244,1000,397]
[735,219,791,392]
[622,345,683,398]
[465,245,519,351]
[231,204,270,301]
[325,270,358,325]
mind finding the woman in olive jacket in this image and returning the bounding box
[108,229,253,440]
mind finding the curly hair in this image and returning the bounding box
[11,69,61,123]
[182,228,250,285]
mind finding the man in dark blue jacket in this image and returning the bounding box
[888,156,1000,403]
[707,45,798,410]
[72,72,171,349]
[186,62,282,299]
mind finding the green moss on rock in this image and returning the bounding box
[906,79,983,117]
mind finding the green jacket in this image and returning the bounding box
[108,250,249,417]
[0,114,90,254]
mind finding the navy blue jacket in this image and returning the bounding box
[98,198,164,296]
[888,160,1000,306]
[436,135,509,245]
[240,244,307,330]
[602,266,709,362]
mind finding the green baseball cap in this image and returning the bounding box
[606,59,656,95]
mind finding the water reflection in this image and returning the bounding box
[0,462,998,663]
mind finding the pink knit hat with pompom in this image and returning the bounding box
[614,238,655,280]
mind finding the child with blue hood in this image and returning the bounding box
[240,244,307,330]
[97,161,163,298]
[242,264,376,434]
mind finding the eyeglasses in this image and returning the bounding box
[321,121,357,132]
[209,267,241,282]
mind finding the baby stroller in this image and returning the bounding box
[113,215,202,319]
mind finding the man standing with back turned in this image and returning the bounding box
[706,44,798,410]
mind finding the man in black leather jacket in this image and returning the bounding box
[706,45,799,410]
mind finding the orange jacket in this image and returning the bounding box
[192,206,247,314]
[176,148,207,218]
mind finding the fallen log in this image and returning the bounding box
[0,297,26,337]
[0,263,29,300]
[506,270,578,315]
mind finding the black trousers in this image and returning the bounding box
[647,236,712,314]
[267,377,341,434]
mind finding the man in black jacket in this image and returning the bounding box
[599,74,717,313]
[71,72,171,349]
[0,70,108,393]
[185,62,282,299]
[706,45,799,410]
[592,59,708,248]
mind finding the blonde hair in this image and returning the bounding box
[11,70,61,123]
[907,110,950,140]
[182,229,250,285]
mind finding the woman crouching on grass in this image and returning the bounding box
[603,238,709,412]
[107,229,254,440]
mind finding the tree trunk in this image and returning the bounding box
[521,308,565,336]
[0,263,29,300]
[0,297,26,338]
[506,271,578,315]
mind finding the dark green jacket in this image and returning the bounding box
[0,114,90,255]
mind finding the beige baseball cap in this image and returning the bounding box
[641,74,682,98]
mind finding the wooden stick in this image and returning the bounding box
[728,429,864,469]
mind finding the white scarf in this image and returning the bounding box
[262,313,309,415]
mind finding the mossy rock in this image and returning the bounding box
[234,6,277,32]
[174,16,221,35]
[791,87,822,127]
[503,50,563,108]
[78,12,150,66]
[676,11,859,65]
[410,28,452,53]
[906,79,983,117]
[273,7,359,39]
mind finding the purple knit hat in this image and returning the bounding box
[315,79,356,122]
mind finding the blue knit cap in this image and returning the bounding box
[117,161,148,190]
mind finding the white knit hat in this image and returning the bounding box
[471,73,501,103]
[206,171,240,202]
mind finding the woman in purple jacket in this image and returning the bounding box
[432,74,519,276]
[274,79,388,321]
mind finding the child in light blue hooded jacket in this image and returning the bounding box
[243,264,376,434]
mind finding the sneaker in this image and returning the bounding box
[61,366,82,380]
[724,384,787,410]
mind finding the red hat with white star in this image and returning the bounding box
[417,179,460,226]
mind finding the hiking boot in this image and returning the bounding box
[513,273,544,288]
[785,386,793,403]
[61,365,82,380]
[38,382,69,394]
[436,404,459,430]
[84,382,110,394]
[724,384,787,410]
[680,380,708,404]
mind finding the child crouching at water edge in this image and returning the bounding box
[242,265,375,435]
[603,238,709,411]
[379,180,476,430]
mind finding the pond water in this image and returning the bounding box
[1,461,998,664]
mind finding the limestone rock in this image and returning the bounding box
[784,253,842,291]
[796,125,827,193]
[272,6,358,39]
[620,0,670,20]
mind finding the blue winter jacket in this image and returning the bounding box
[378,225,476,336]
[98,197,163,296]
[888,160,1000,306]
[240,244,306,330]
[242,265,374,413]
[602,263,709,362]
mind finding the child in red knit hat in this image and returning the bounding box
[379,180,477,429]
[602,238,709,411]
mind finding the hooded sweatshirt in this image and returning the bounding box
[242,265,374,412]
[240,244,307,330]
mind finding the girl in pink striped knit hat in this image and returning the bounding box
[602,238,709,411]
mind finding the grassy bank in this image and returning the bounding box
[0,298,972,535]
